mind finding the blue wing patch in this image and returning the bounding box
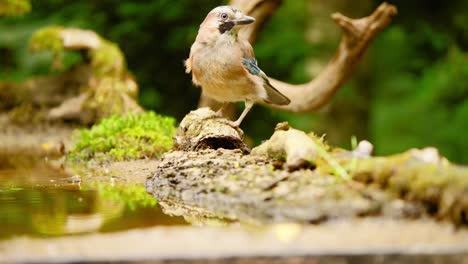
[243,57,291,106]
[242,58,261,76]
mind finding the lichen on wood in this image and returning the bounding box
[174,108,249,153]
[352,149,468,225]
[147,111,468,226]
[147,148,400,224]
[252,122,327,171]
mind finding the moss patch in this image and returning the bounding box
[68,111,176,162]
[17,26,142,124]
[29,26,127,78]
[82,77,139,121]
[0,0,31,16]
[29,26,64,68]
[89,40,126,77]
[352,154,468,225]
[29,26,63,53]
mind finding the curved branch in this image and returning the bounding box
[200,1,397,114]
[271,2,397,112]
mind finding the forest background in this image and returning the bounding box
[0,0,467,163]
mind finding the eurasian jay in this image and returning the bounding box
[185,6,291,127]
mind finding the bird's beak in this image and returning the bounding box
[234,15,255,25]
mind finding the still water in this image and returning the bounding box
[0,154,186,239]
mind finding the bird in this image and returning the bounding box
[185,6,291,127]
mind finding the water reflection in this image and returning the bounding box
[0,154,186,239]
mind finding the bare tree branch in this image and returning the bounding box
[200,1,397,114]
[269,2,397,112]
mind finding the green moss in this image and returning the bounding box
[352,154,468,225]
[83,40,138,121]
[89,40,126,77]
[28,26,65,68]
[307,132,330,152]
[29,26,63,54]
[23,26,141,124]
[28,27,127,77]
[82,77,138,121]
[0,0,31,16]
[306,132,350,180]
[68,111,176,162]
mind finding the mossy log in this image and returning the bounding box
[0,65,90,109]
[0,27,142,125]
[147,109,468,225]
[353,151,468,225]
[147,148,418,224]
[147,109,466,226]
[173,108,249,153]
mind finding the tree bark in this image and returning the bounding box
[146,109,468,226]
[200,2,398,113]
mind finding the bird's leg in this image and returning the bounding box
[231,100,254,127]
[215,102,228,117]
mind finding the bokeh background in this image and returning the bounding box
[0,0,467,163]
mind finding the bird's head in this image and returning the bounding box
[200,6,255,36]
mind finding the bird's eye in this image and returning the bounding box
[220,13,228,20]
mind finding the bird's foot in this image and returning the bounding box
[217,119,244,137]
[201,112,223,121]
[214,108,224,117]
[199,108,244,137]
[218,119,240,128]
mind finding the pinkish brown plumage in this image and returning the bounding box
[186,6,290,127]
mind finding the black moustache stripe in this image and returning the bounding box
[219,21,235,34]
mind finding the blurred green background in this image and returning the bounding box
[0,0,467,163]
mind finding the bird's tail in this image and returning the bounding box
[263,78,291,106]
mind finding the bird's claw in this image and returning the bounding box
[214,109,224,118]
[217,119,244,137]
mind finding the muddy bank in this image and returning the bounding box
[76,159,161,185]
[0,114,75,157]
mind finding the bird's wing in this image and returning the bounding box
[240,41,290,106]
[185,55,192,74]
[185,44,195,74]
[185,42,202,86]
